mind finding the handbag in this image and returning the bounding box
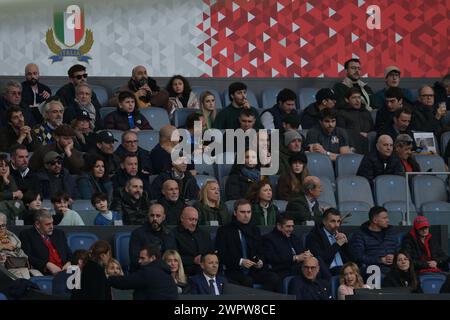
[5,256,30,269]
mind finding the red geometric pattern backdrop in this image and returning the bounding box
[197,0,449,77]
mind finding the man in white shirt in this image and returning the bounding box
[189,252,228,295]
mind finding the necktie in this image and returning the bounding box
[209,279,216,295]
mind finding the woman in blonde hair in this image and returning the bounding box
[199,91,218,129]
[72,240,112,300]
[338,262,371,300]
[194,179,229,225]
[162,250,190,294]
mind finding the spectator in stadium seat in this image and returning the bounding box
[108,244,178,300]
[394,134,421,173]
[149,124,195,175]
[106,258,124,277]
[21,190,42,225]
[0,153,22,202]
[349,206,397,274]
[108,65,170,111]
[213,82,262,130]
[32,99,64,146]
[71,240,112,300]
[36,151,79,200]
[372,66,415,109]
[19,209,72,275]
[55,64,102,110]
[51,192,84,226]
[379,107,414,143]
[277,129,304,176]
[382,251,421,292]
[30,124,85,175]
[285,176,323,225]
[171,207,212,276]
[70,110,97,153]
[9,144,39,194]
[104,91,152,131]
[189,252,228,295]
[338,87,374,154]
[0,81,37,129]
[194,179,229,226]
[63,83,102,130]
[115,130,152,176]
[332,58,374,110]
[162,249,191,294]
[288,256,333,300]
[21,63,51,119]
[301,88,337,129]
[305,108,351,161]
[222,108,259,154]
[433,73,450,110]
[262,214,315,280]
[401,216,449,273]
[91,192,122,226]
[77,155,113,202]
[338,262,371,300]
[90,130,121,178]
[110,177,150,225]
[305,208,351,276]
[0,106,36,152]
[411,85,445,134]
[374,87,407,133]
[276,152,309,201]
[225,149,261,201]
[215,199,279,291]
[151,156,199,201]
[246,179,279,226]
[129,204,177,272]
[281,113,302,132]
[199,91,218,129]
[112,153,151,196]
[261,88,298,130]
[157,179,187,225]
[166,75,199,117]
[357,134,404,183]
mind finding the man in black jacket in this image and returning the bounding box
[157,180,188,224]
[0,106,36,152]
[215,199,279,291]
[305,208,350,276]
[114,130,152,176]
[285,176,323,225]
[171,207,212,275]
[19,209,72,275]
[129,204,176,272]
[9,144,39,193]
[90,130,121,178]
[21,63,50,124]
[109,244,178,300]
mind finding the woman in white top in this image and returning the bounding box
[166,75,199,117]
[338,262,371,300]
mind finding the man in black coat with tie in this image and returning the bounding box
[189,252,228,295]
[215,199,279,291]
[305,208,350,276]
[285,176,323,225]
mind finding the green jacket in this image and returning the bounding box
[194,201,230,226]
[285,193,322,225]
[250,202,278,226]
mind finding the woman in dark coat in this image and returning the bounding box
[77,155,113,203]
[246,179,279,226]
[383,251,421,293]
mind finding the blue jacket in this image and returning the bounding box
[189,274,228,295]
[94,211,122,226]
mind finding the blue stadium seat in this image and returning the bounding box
[30,276,54,295]
[273,200,288,213]
[191,87,223,108]
[306,152,335,185]
[412,175,448,212]
[337,176,374,211]
[268,175,279,188]
[67,232,99,251]
[396,232,407,249]
[339,204,371,226]
[336,154,363,178]
[261,88,283,108]
[78,211,97,226]
[99,107,115,120]
[330,275,340,300]
[90,84,109,107]
[114,232,131,273]
[423,210,450,226]
[71,199,95,211]
[370,110,377,123]
[414,154,447,181]
[172,108,197,128]
[298,88,318,111]
[318,176,337,208]
[0,292,6,300]
[367,131,377,152]
[195,162,216,177]
[137,130,159,151]
[140,108,170,131]
[374,175,416,214]
[419,273,447,294]
[225,200,235,215]
[281,276,295,294]
[195,175,217,189]
[223,89,259,108]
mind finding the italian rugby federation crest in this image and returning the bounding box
[46,5,93,63]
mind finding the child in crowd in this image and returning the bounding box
[51,192,85,226]
[91,192,122,226]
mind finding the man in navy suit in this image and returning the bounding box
[189,252,227,295]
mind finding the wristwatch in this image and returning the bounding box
[326,151,330,156]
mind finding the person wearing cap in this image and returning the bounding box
[301,88,337,130]
[0,105,36,152]
[70,109,97,153]
[35,151,79,199]
[55,64,102,110]
[277,129,305,176]
[32,99,64,146]
[411,85,445,134]
[332,58,374,111]
[394,134,421,172]
[372,66,415,109]
[338,87,374,154]
[260,88,298,130]
[402,216,449,273]
[374,87,408,134]
[357,134,404,184]
[305,108,350,161]
[30,124,85,175]
[276,152,309,201]
[90,130,121,178]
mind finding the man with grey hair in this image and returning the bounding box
[32,99,64,146]
[0,81,37,128]
[411,85,445,133]
[286,176,323,225]
[19,209,72,275]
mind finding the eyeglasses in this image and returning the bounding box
[0,224,7,229]
[73,73,88,80]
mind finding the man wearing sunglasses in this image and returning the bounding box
[55,64,102,110]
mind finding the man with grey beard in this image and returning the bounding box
[32,99,64,146]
